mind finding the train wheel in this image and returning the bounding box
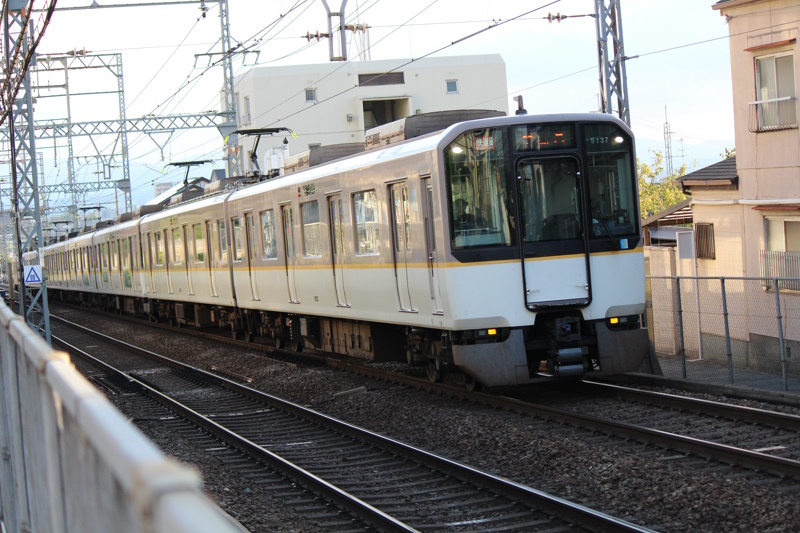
[426,359,442,383]
[290,337,304,353]
[463,374,483,392]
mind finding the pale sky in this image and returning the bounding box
[29,0,734,215]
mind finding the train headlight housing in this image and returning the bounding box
[606,315,640,330]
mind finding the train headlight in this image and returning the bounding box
[609,317,619,325]
[487,328,497,336]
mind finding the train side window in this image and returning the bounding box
[218,220,228,262]
[353,190,380,255]
[172,228,184,264]
[260,209,278,259]
[301,201,322,257]
[231,217,243,262]
[193,224,205,263]
[101,243,109,269]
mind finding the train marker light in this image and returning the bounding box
[487,328,497,336]
[609,317,619,325]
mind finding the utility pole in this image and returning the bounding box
[664,106,674,177]
[4,1,51,342]
[217,0,240,177]
[595,0,631,126]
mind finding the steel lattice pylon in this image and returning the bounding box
[4,3,51,342]
[595,0,631,126]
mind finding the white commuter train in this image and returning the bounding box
[41,113,649,387]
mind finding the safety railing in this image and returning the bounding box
[0,299,242,533]
[748,96,798,132]
[647,276,800,392]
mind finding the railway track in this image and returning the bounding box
[52,315,652,533]
[53,305,800,483]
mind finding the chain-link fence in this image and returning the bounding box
[647,276,800,392]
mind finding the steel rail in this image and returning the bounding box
[581,380,800,431]
[52,334,418,533]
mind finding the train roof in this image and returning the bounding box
[228,112,631,203]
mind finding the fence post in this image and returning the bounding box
[721,277,734,384]
[774,277,788,392]
[676,277,687,379]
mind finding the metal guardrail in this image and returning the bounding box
[647,276,800,393]
[0,299,243,533]
[748,96,798,132]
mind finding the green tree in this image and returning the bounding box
[721,147,736,159]
[637,150,687,219]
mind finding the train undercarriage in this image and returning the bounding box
[48,289,648,389]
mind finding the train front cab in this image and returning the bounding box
[441,115,649,387]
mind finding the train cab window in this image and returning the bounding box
[193,224,205,263]
[582,123,638,239]
[517,157,582,242]
[444,127,513,249]
[172,228,184,264]
[301,201,322,257]
[231,218,243,262]
[218,220,228,262]
[353,190,380,255]
[154,232,165,266]
[260,210,278,259]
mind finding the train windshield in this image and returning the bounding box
[444,127,513,249]
[583,123,638,238]
[445,120,639,252]
[516,157,582,243]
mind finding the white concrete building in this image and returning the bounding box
[231,54,509,174]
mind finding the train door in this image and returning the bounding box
[128,237,137,291]
[389,182,414,312]
[164,230,174,294]
[244,213,260,300]
[328,195,348,307]
[146,233,155,293]
[515,156,591,309]
[183,225,193,295]
[281,204,299,303]
[421,177,443,313]
[205,221,217,297]
[122,238,131,289]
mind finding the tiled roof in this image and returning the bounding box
[676,157,738,189]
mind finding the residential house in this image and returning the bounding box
[230,55,509,175]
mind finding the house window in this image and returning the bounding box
[446,80,459,94]
[763,218,800,289]
[305,88,317,103]
[694,223,716,260]
[242,95,251,124]
[766,219,800,252]
[751,53,797,132]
